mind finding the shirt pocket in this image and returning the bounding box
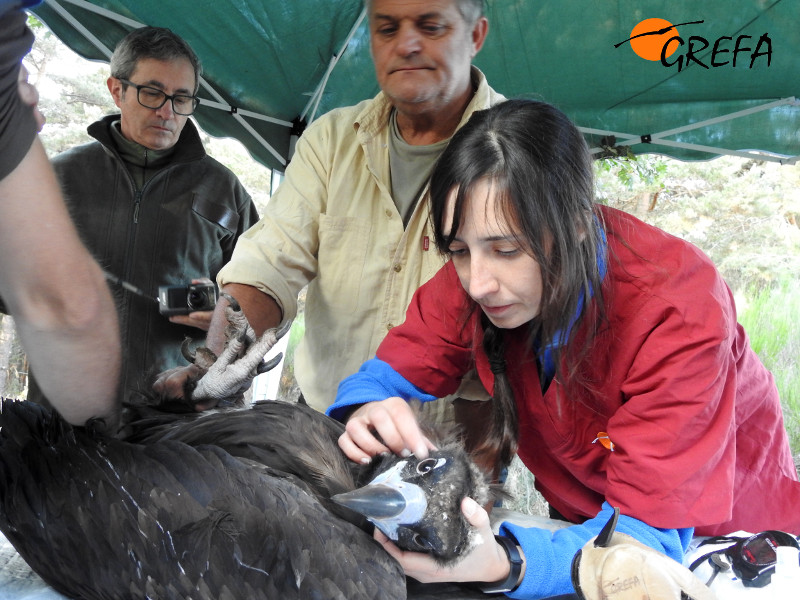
[159,194,233,272]
[317,214,372,313]
[192,195,240,233]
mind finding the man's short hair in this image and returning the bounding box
[364,0,483,25]
[110,26,202,93]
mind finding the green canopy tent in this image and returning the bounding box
[31,0,800,173]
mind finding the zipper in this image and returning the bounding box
[133,187,143,224]
[133,148,149,224]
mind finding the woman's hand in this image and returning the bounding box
[338,397,437,464]
[376,497,523,585]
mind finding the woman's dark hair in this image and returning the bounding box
[429,99,605,468]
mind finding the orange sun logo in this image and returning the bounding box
[628,18,681,61]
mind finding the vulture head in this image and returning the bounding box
[336,436,494,564]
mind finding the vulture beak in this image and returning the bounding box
[332,484,408,518]
[332,460,427,540]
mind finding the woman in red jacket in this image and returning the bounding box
[327,99,800,598]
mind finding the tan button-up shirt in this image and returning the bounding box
[218,68,505,411]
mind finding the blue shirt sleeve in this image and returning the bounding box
[326,358,438,421]
[498,502,693,598]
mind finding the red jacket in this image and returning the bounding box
[377,205,800,535]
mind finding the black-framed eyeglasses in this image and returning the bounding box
[118,78,199,116]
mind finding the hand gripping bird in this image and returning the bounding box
[0,298,499,600]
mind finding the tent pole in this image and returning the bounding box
[300,7,367,125]
[650,97,799,140]
[45,0,143,30]
[42,0,129,59]
[581,97,799,164]
[645,139,797,165]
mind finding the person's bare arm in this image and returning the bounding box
[206,283,283,352]
[0,138,121,428]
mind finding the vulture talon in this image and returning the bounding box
[220,291,241,312]
[180,337,196,363]
[189,312,293,408]
[181,337,217,372]
[258,352,283,374]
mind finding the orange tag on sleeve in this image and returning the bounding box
[592,432,615,451]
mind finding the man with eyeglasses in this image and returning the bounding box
[26,26,259,408]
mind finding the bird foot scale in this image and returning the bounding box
[184,293,290,408]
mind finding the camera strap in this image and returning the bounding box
[103,270,159,305]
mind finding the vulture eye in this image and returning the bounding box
[411,532,431,551]
[416,457,446,475]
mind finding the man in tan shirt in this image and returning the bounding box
[157,0,504,441]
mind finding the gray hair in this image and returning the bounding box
[109,27,202,93]
[363,0,483,25]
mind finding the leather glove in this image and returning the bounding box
[572,508,717,600]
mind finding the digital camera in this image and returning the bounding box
[158,282,217,316]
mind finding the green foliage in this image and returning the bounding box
[277,312,305,401]
[197,135,274,213]
[0,316,28,400]
[738,278,800,456]
[597,156,800,292]
[503,457,549,516]
[595,153,668,192]
[26,13,44,31]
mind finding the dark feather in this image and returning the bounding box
[0,399,406,600]
[123,399,373,526]
[0,397,503,599]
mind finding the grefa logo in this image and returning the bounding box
[616,18,772,72]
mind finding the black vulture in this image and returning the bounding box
[0,301,499,600]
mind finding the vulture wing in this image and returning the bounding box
[0,399,405,600]
[123,399,373,525]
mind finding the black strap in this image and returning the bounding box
[478,535,524,594]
